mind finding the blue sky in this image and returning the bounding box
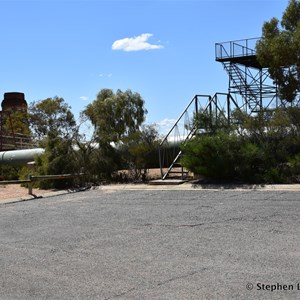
[0,0,288,135]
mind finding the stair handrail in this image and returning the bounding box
[159,93,242,180]
[159,95,213,179]
[159,94,210,147]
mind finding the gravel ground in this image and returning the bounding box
[0,188,299,299]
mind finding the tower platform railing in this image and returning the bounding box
[215,37,260,60]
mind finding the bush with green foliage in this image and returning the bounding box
[120,125,160,181]
[33,136,78,189]
[181,107,300,183]
[181,133,238,180]
[0,165,22,181]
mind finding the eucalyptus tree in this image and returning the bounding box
[28,96,77,142]
[83,89,147,146]
[28,97,79,186]
[256,0,300,104]
[82,88,148,179]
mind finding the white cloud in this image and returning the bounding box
[155,118,189,142]
[157,118,177,128]
[155,118,177,135]
[99,73,112,78]
[80,96,89,101]
[112,33,164,52]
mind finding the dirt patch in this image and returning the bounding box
[119,168,163,180]
[0,169,189,202]
[0,184,55,202]
[117,168,191,181]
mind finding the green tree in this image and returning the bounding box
[256,0,300,103]
[121,125,160,181]
[28,96,77,142]
[2,109,30,137]
[80,89,149,180]
[83,89,147,145]
[28,97,79,188]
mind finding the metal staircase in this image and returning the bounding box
[158,95,204,180]
[159,93,239,180]
[223,62,262,112]
[215,38,278,114]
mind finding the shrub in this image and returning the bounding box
[181,132,240,181]
[181,130,299,184]
[236,141,265,183]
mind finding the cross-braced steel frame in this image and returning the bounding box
[215,38,279,114]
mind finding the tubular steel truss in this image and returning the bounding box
[159,38,280,180]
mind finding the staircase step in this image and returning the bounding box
[149,179,187,185]
[168,171,189,175]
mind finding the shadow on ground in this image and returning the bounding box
[191,179,266,190]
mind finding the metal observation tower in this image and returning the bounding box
[159,38,279,180]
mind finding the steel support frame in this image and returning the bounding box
[226,63,278,114]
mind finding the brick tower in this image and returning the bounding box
[0,92,30,151]
[1,92,28,112]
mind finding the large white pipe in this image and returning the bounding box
[0,148,45,165]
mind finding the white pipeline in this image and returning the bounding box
[0,148,45,165]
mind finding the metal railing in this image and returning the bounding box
[158,94,211,179]
[0,173,85,196]
[215,38,260,60]
[0,134,38,151]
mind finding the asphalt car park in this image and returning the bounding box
[0,188,299,299]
